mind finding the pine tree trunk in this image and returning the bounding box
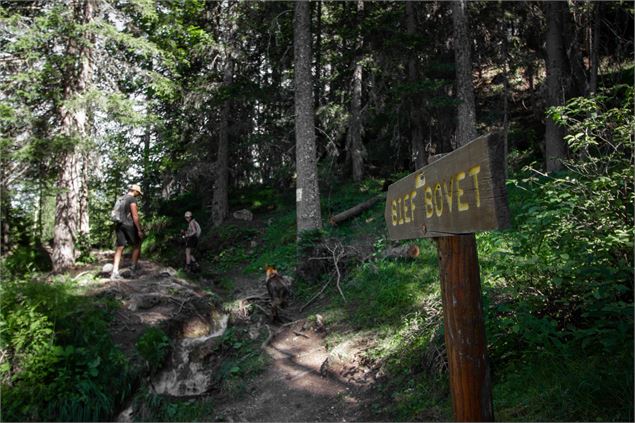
[451,0,477,148]
[502,20,510,180]
[349,0,364,182]
[545,1,567,173]
[78,153,90,239]
[142,128,151,200]
[53,151,83,270]
[314,1,322,112]
[0,174,9,255]
[294,1,322,234]
[213,58,232,227]
[52,0,95,271]
[406,1,426,169]
[589,2,601,94]
[562,2,588,97]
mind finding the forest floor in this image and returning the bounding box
[78,253,380,421]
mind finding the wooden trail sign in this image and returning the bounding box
[385,133,510,422]
[384,133,510,240]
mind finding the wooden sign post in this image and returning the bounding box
[384,133,510,422]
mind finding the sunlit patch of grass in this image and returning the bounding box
[246,211,297,274]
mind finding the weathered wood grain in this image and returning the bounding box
[385,133,510,240]
[437,234,494,421]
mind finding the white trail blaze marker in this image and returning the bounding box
[385,133,510,421]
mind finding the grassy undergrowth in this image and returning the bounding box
[5,89,627,422]
[225,150,633,422]
[0,274,133,421]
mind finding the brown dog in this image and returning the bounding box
[265,266,292,322]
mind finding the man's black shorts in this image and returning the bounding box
[185,236,198,248]
[116,224,140,247]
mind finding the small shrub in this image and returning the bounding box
[0,276,131,421]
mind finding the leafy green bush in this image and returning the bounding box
[0,276,131,421]
[2,243,52,274]
[477,85,634,420]
[494,347,633,422]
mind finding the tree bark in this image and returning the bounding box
[563,2,588,97]
[314,0,322,112]
[451,0,477,148]
[589,2,601,94]
[213,57,232,227]
[140,128,150,202]
[502,19,510,180]
[437,235,494,421]
[52,0,95,271]
[406,1,426,170]
[78,152,90,239]
[545,1,567,173]
[294,1,322,234]
[349,1,365,182]
[0,176,9,256]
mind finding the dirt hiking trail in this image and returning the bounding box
[214,273,375,422]
[79,255,379,422]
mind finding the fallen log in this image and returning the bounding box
[329,193,385,225]
[382,244,420,259]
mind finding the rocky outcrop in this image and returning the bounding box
[89,261,228,419]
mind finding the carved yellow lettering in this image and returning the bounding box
[409,191,417,222]
[397,198,404,224]
[403,194,411,223]
[443,177,454,212]
[456,171,469,211]
[424,185,434,218]
[469,165,481,208]
[434,183,443,217]
[391,199,398,226]
[415,173,425,188]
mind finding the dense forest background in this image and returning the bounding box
[0,0,633,422]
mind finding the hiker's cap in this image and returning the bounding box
[130,184,143,195]
[184,211,193,218]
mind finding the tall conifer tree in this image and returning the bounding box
[294,1,322,234]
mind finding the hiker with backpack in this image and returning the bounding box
[110,184,144,279]
[181,211,201,272]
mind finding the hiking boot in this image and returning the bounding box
[110,271,123,280]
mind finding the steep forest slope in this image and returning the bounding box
[1,1,633,422]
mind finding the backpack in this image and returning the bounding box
[193,220,202,238]
[110,195,128,223]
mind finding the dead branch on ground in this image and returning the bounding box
[300,277,332,311]
[323,241,347,301]
[329,193,385,225]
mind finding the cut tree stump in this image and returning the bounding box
[382,244,420,259]
[329,193,385,226]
